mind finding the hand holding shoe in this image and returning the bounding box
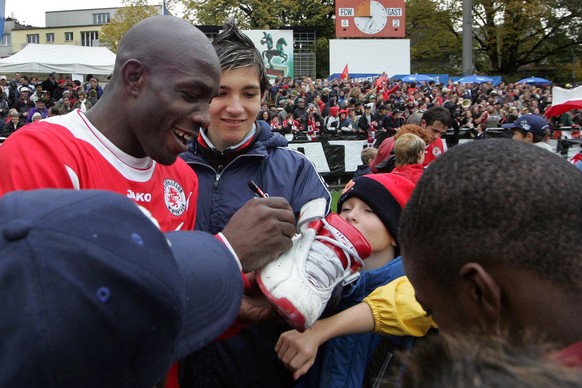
[257,199,371,331]
[222,197,296,272]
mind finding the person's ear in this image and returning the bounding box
[459,262,502,325]
[120,59,146,97]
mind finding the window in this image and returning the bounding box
[93,13,111,24]
[65,32,74,41]
[46,33,55,43]
[81,31,99,47]
[27,34,39,44]
[1,35,10,47]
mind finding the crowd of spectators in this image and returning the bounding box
[256,74,582,147]
[0,72,104,139]
[3,70,580,148]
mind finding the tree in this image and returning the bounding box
[405,0,462,74]
[470,0,582,76]
[100,0,161,53]
[405,0,582,80]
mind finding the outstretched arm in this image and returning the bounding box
[275,276,436,379]
[275,302,374,380]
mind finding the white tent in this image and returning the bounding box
[0,44,116,75]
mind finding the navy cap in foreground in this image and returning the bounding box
[0,189,242,387]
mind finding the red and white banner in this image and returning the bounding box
[545,86,582,117]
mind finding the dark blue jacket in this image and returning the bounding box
[299,257,414,388]
[180,120,330,234]
[178,121,331,387]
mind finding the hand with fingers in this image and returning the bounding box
[222,196,296,272]
[275,328,324,380]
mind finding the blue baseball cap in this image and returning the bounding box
[502,114,549,135]
[0,189,242,387]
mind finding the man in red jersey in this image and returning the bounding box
[0,16,295,268]
[370,106,452,173]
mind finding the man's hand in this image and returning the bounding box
[222,197,296,272]
[238,272,277,323]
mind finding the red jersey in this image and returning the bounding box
[0,109,197,232]
[423,137,446,167]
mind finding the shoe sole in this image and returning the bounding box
[256,273,307,332]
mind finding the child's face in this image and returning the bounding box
[339,197,394,253]
[208,66,262,151]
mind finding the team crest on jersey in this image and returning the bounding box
[163,179,186,216]
[432,146,442,157]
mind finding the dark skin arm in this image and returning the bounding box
[238,272,278,323]
[222,196,296,272]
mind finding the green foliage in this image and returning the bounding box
[471,0,582,75]
[100,0,160,53]
[404,0,582,80]
[406,0,462,74]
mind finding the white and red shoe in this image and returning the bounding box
[257,203,371,331]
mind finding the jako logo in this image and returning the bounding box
[127,190,152,202]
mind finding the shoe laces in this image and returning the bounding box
[304,218,365,289]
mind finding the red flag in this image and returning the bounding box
[340,64,349,80]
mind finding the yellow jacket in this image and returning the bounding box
[363,276,437,336]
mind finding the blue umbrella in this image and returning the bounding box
[517,76,552,85]
[457,75,494,84]
[401,74,435,83]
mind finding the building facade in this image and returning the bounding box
[5,6,162,55]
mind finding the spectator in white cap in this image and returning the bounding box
[11,86,34,119]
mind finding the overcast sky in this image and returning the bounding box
[5,0,127,27]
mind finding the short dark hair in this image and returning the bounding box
[513,128,551,144]
[212,19,270,97]
[421,106,453,127]
[400,139,582,291]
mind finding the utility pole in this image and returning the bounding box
[462,0,474,75]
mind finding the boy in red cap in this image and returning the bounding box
[274,173,433,386]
